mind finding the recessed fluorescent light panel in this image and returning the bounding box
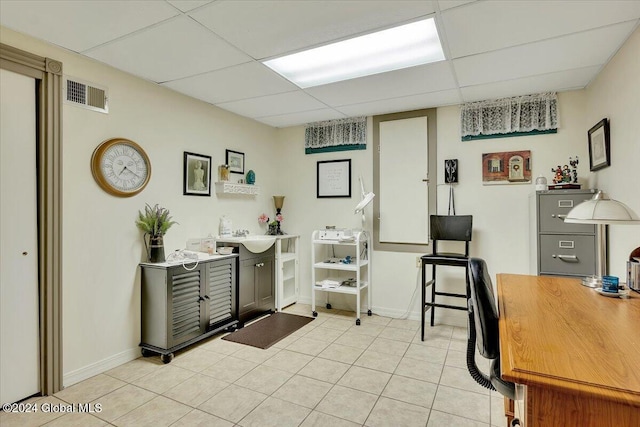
[263,18,445,88]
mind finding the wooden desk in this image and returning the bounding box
[497,274,640,426]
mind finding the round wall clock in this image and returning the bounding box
[91,138,151,197]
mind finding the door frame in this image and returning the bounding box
[0,43,63,396]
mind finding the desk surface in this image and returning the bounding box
[497,274,640,407]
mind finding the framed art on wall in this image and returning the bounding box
[226,149,245,174]
[184,151,211,196]
[481,150,532,185]
[317,159,351,198]
[588,118,610,171]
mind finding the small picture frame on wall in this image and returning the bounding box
[588,118,610,171]
[317,159,351,198]
[183,151,211,196]
[225,149,245,174]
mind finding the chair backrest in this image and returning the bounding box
[430,215,472,241]
[467,257,500,360]
[430,215,472,255]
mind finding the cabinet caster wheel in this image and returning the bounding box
[161,353,174,364]
[356,318,361,326]
[312,311,318,317]
[367,310,372,316]
[141,348,153,358]
[326,303,332,309]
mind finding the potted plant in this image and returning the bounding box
[135,203,177,262]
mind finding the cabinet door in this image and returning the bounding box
[256,257,275,310]
[239,258,258,316]
[207,258,235,327]
[169,267,204,347]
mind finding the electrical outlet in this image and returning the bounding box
[416,256,422,268]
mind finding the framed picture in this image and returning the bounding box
[317,159,351,198]
[183,151,211,196]
[225,149,245,174]
[588,118,610,171]
[481,150,532,185]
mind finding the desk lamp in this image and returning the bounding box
[564,190,640,279]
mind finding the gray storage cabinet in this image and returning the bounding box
[531,189,602,277]
[140,255,238,363]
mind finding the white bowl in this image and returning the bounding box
[217,247,234,255]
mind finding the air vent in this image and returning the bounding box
[63,76,108,113]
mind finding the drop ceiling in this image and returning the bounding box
[1,0,638,128]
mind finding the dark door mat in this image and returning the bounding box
[222,312,314,349]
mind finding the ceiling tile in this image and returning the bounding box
[163,62,298,104]
[0,0,179,52]
[86,16,251,83]
[442,0,640,58]
[166,1,214,12]
[255,109,347,128]
[453,21,637,87]
[336,89,462,117]
[190,0,436,59]
[437,1,476,12]
[306,62,457,107]
[460,66,602,102]
[216,91,328,118]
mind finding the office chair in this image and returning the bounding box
[467,257,520,426]
[421,215,472,340]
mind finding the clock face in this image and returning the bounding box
[91,138,151,197]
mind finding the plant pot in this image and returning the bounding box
[267,224,278,235]
[148,234,165,263]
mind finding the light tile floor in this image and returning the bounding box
[1,304,510,427]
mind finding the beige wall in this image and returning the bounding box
[585,26,640,277]
[1,27,281,386]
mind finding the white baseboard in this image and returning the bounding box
[63,347,139,388]
[295,296,466,327]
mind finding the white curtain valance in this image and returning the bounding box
[461,92,558,139]
[305,117,366,154]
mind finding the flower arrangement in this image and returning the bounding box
[135,203,177,237]
[258,212,284,235]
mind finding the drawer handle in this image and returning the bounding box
[552,254,578,262]
[255,262,264,268]
[551,214,567,219]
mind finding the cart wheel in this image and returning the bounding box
[312,311,318,317]
[161,353,174,364]
[326,303,332,309]
[367,310,372,316]
[140,348,153,358]
[356,318,361,326]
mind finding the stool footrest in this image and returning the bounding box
[424,279,435,288]
[434,291,466,299]
[424,302,466,311]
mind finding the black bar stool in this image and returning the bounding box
[421,215,473,340]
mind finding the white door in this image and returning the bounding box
[0,68,40,404]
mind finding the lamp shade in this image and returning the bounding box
[564,191,640,224]
[273,196,285,210]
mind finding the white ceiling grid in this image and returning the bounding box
[1,0,638,127]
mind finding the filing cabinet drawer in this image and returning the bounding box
[539,193,595,234]
[539,234,596,276]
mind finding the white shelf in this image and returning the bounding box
[281,253,297,263]
[215,182,260,195]
[276,235,300,311]
[313,260,369,271]
[311,230,371,325]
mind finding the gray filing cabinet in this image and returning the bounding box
[140,255,238,363]
[531,189,603,277]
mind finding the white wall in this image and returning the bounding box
[278,92,590,326]
[1,27,281,386]
[584,26,640,277]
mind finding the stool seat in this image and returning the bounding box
[421,215,473,340]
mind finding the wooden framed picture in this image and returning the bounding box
[225,149,245,174]
[183,151,211,196]
[588,118,610,171]
[317,159,351,198]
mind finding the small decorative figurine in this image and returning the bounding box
[551,165,564,184]
[569,156,579,184]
